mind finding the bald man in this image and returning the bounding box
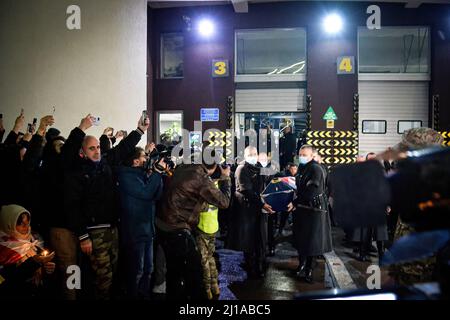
[62,113,149,299]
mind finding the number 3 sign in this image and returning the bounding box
[337,56,355,74]
[212,60,229,77]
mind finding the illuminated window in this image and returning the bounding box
[362,120,387,134]
[161,33,183,78]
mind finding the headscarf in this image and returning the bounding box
[0,205,42,265]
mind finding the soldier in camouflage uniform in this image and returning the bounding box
[388,127,444,285]
[196,180,221,300]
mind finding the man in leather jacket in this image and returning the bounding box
[155,159,231,300]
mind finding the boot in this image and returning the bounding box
[211,283,220,297]
[304,268,313,283]
[206,289,213,300]
[295,259,306,279]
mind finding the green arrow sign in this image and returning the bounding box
[323,106,338,121]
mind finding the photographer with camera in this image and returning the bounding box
[155,155,231,300]
[117,147,164,299]
[62,113,149,300]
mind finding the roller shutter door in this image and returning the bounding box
[235,88,305,112]
[358,81,429,155]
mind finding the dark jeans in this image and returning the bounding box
[158,228,206,300]
[152,241,166,287]
[127,239,154,298]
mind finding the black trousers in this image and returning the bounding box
[158,228,206,300]
[267,213,277,250]
[298,255,314,271]
[278,211,290,234]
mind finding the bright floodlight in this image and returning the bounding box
[198,19,215,37]
[323,13,343,34]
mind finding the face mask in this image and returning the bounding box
[245,156,258,166]
[299,156,310,165]
[259,161,268,168]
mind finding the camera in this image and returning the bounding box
[146,148,175,173]
[92,116,100,126]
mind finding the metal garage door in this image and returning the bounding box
[358,81,429,155]
[235,88,305,112]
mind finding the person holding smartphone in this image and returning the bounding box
[62,112,150,300]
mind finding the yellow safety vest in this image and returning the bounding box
[198,181,219,234]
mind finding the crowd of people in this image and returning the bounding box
[0,111,445,300]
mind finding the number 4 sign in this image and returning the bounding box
[337,56,355,74]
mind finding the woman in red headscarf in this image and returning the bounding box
[0,204,55,299]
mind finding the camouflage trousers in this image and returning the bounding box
[389,219,436,286]
[195,230,218,291]
[89,227,119,300]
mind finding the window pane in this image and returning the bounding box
[398,120,422,134]
[362,120,386,134]
[158,112,182,145]
[359,27,429,73]
[236,29,306,75]
[162,34,183,78]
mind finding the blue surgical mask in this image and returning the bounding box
[245,156,258,166]
[299,156,310,165]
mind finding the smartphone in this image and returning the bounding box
[27,123,33,133]
[141,110,148,126]
[32,118,37,125]
[122,130,128,138]
[92,116,100,126]
[0,113,3,119]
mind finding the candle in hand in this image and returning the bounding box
[42,250,48,256]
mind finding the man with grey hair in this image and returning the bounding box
[288,144,332,283]
[228,146,274,278]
